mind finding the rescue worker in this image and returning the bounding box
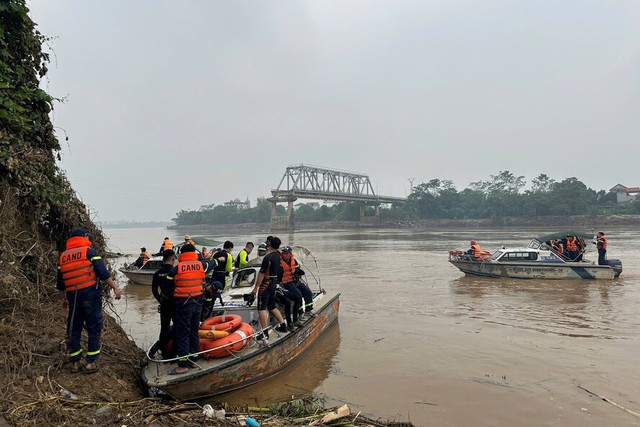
[235,242,254,269]
[184,235,196,246]
[57,227,121,374]
[552,239,564,257]
[249,237,289,340]
[201,246,210,259]
[595,232,608,265]
[467,240,482,259]
[279,246,303,328]
[247,242,268,267]
[156,237,173,256]
[211,240,234,290]
[565,235,578,261]
[133,247,151,267]
[150,249,176,359]
[165,244,216,374]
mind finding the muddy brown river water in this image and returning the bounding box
[108,226,640,427]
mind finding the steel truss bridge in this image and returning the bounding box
[269,164,407,230]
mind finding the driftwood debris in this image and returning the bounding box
[578,385,640,419]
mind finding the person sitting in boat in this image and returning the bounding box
[551,239,564,257]
[466,240,482,259]
[183,234,196,246]
[155,237,173,256]
[279,246,303,329]
[200,280,224,321]
[565,235,578,261]
[133,247,151,267]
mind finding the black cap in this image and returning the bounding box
[71,227,90,237]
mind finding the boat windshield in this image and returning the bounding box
[528,239,541,249]
[491,250,503,261]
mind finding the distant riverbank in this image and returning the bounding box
[168,214,640,234]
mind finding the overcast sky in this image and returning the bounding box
[28,1,640,222]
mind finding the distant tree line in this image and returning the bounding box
[172,172,640,225]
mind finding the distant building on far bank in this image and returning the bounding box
[610,184,640,203]
[224,198,251,209]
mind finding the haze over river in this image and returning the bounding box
[107,226,640,427]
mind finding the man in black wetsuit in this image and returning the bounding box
[150,249,176,358]
[250,236,289,340]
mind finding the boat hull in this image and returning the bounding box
[142,292,340,400]
[119,268,156,285]
[449,260,619,280]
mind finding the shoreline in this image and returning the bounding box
[167,214,640,234]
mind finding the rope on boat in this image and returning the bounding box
[145,325,275,364]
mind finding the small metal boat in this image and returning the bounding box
[141,246,340,400]
[118,257,164,285]
[449,231,622,280]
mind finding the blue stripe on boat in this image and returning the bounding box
[571,267,596,279]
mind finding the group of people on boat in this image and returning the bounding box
[544,232,608,264]
[149,234,315,374]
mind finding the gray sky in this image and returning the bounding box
[29,0,640,222]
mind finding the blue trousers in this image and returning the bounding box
[296,281,314,312]
[598,248,607,265]
[173,297,202,368]
[282,283,302,322]
[67,295,103,363]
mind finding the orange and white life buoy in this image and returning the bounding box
[200,314,242,332]
[199,322,254,359]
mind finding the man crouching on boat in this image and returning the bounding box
[165,244,216,374]
[250,236,289,341]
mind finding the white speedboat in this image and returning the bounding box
[449,231,622,280]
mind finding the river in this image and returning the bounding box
[106,226,640,427]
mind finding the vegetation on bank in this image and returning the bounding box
[173,171,640,226]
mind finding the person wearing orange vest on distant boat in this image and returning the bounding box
[184,234,196,246]
[165,244,216,375]
[134,247,152,267]
[565,235,578,261]
[57,227,121,374]
[467,240,483,259]
[156,237,173,255]
[552,239,564,257]
[594,231,608,265]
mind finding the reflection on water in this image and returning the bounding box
[106,226,640,427]
[208,322,341,406]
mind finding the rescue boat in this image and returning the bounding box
[449,231,622,280]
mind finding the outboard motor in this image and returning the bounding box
[606,259,623,278]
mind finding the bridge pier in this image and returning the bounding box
[269,198,296,231]
[359,203,380,227]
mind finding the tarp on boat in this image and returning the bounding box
[534,231,594,243]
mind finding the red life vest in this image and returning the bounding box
[173,252,204,298]
[566,238,577,251]
[281,254,296,284]
[59,236,97,292]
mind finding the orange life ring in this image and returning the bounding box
[199,322,254,359]
[200,314,242,332]
[198,329,230,339]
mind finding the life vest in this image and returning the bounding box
[281,254,296,284]
[173,252,205,298]
[597,235,608,249]
[59,236,97,293]
[553,242,563,254]
[141,251,151,260]
[471,244,482,258]
[163,239,173,251]
[566,238,577,251]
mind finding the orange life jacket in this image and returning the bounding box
[281,254,296,284]
[173,252,205,298]
[163,239,173,251]
[553,242,563,254]
[59,236,97,292]
[471,244,481,258]
[566,238,577,251]
[597,235,607,249]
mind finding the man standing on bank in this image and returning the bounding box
[58,227,121,374]
[250,236,289,340]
